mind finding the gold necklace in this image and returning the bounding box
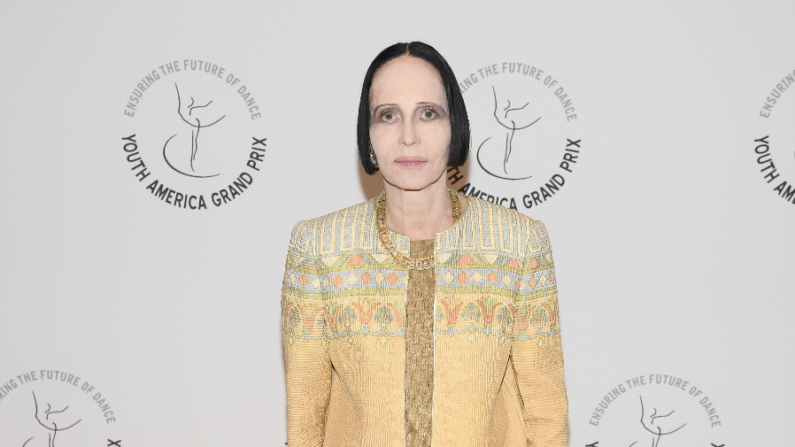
[376,188,462,271]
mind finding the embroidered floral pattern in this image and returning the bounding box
[495,306,512,325]
[338,306,357,327]
[283,294,558,341]
[284,307,301,335]
[373,305,394,324]
[460,303,482,320]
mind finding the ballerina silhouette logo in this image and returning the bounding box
[450,61,580,210]
[21,391,82,447]
[162,83,226,178]
[627,396,687,447]
[475,86,542,181]
[587,375,724,447]
[121,60,268,209]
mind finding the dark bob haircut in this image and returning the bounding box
[357,41,470,175]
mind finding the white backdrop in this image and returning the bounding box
[2,1,793,445]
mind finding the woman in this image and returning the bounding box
[282,42,567,447]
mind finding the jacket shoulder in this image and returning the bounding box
[466,197,551,257]
[288,199,377,258]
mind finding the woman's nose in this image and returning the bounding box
[399,119,419,146]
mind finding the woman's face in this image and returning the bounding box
[369,55,451,192]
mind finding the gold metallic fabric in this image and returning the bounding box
[405,239,435,447]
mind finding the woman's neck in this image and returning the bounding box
[383,176,467,240]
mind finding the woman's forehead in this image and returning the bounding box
[370,56,446,107]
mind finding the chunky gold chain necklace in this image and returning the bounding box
[376,188,462,271]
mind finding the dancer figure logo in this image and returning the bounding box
[163,83,226,178]
[629,396,686,447]
[121,59,268,210]
[585,374,723,447]
[451,61,580,210]
[0,370,121,447]
[24,391,82,447]
[476,86,542,181]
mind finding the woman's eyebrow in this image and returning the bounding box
[372,103,398,115]
[415,101,443,108]
[373,102,446,114]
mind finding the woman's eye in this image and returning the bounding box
[422,109,436,120]
[381,111,397,122]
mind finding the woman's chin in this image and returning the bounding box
[383,173,447,193]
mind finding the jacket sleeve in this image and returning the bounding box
[512,219,568,447]
[282,220,332,447]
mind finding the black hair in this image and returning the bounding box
[357,41,470,175]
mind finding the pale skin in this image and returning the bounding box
[369,55,468,241]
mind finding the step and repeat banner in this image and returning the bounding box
[1,1,792,445]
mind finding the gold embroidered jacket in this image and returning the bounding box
[282,196,567,447]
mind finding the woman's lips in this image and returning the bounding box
[394,157,427,168]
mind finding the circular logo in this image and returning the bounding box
[448,62,580,210]
[121,59,268,210]
[0,370,121,447]
[754,68,795,206]
[586,374,725,447]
